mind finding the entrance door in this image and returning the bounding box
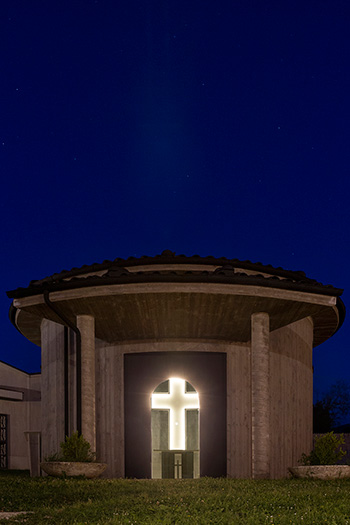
[124,351,226,478]
[151,378,199,479]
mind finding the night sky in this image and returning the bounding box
[1,1,349,402]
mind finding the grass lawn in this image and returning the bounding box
[1,474,350,524]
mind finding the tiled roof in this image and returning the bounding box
[28,249,313,285]
[7,250,344,299]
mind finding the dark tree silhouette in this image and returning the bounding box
[313,400,334,433]
[313,380,350,433]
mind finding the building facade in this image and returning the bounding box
[5,251,345,478]
[0,361,41,473]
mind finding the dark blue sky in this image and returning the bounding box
[1,1,349,399]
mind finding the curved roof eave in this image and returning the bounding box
[334,296,346,334]
[7,269,344,300]
[6,252,345,344]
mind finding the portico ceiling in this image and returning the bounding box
[7,252,344,349]
[10,283,340,349]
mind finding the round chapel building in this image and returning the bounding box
[7,251,345,479]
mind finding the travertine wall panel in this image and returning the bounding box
[269,318,313,478]
[226,343,251,478]
[28,373,41,435]
[95,339,124,478]
[41,319,65,459]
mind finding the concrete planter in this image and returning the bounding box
[289,465,350,480]
[40,461,107,478]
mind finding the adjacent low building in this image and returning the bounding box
[4,251,345,478]
[0,361,41,473]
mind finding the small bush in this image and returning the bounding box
[45,432,95,462]
[300,432,346,465]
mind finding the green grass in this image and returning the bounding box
[1,475,350,524]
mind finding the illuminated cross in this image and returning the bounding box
[151,378,199,450]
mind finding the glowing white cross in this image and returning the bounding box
[151,378,199,450]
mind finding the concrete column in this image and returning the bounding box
[77,315,96,451]
[251,312,270,479]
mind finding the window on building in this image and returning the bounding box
[0,414,8,469]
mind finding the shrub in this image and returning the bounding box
[300,432,346,465]
[45,452,62,462]
[45,432,95,462]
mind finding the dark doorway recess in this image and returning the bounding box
[124,352,226,478]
